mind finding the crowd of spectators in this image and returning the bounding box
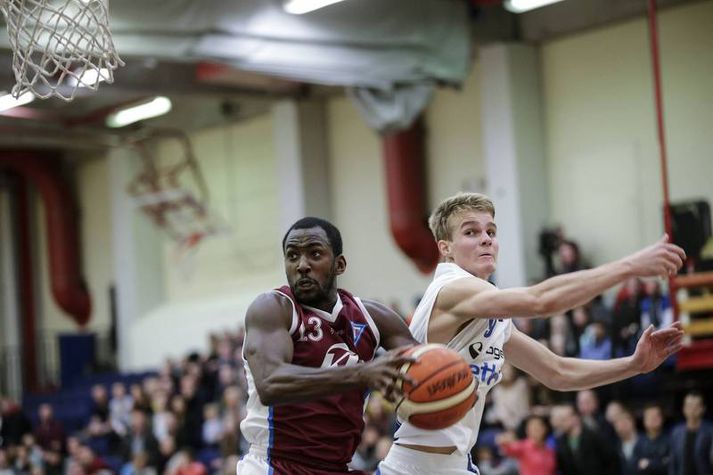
[0,236,710,475]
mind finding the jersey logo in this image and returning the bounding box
[469,342,483,359]
[321,343,360,368]
[351,322,366,345]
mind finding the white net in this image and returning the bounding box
[0,0,124,101]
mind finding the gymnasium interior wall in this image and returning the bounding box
[543,0,713,264]
[29,0,713,370]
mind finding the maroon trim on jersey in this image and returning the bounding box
[269,286,379,471]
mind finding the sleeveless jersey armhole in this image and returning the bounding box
[273,289,300,335]
[503,318,514,342]
[353,297,381,353]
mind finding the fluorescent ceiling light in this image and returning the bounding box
[106,96,172,128]
[283,0,348,15]
[504,0,566,13]
[0,91,34,112]
[78,68,111,88]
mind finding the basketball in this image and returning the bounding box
[396,344,478,430]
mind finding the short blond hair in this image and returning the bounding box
[428,192,495,241]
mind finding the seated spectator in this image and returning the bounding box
[611,278,643,358]
[129,385,151,415]
[556,240,585,275]
[21,434,44,472]
[640,280,672,330]
[170,449,206,475]
[13,443,33,475]
[474,445,518,475]
[200,404,222,449]
[119,409,160,470]
[490,363,531,431]
[110,383,134,437]
[150,392,170,443]
[76,444,111,475]
[0,397,31,448]
[613,408,639,475]
[497,415,556,475]
[90,385,111,423]
[550,404,620,475]
[605,400,626,427]
[157,436,176,474]
[576,390,614,439]
[120,453,157,475]
[0,448,13,475]
[632,402,669,475]
[33,404,65,452]
[579,321,612,361]
[63,436,82,475]
[84,415,118,457]
[669,391,713,475]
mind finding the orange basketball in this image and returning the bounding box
[396,344,478,430]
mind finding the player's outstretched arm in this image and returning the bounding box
[243,292,415,406]
[362,299,419,350]
[439,235,685,322]
[504,323,683,391]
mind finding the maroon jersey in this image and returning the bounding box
[241,286,380,472]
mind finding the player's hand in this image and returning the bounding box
[357,349,417,403]
[631,321,684,373]
[623,234,686,278]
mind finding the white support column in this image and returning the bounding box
[0,187,22,399]
[110,149,166,370]
[273,100,332,232]
[480,44,550,288]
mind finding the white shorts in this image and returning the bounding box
[236,453,268,475]
[377,444,479,475]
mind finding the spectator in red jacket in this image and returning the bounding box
[497,415,556,475]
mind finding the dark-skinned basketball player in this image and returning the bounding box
[237,217,419,475]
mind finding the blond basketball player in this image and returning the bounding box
[378,192,686,475]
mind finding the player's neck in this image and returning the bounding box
[306,290,339,313]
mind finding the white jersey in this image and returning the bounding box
[394,263,513,455]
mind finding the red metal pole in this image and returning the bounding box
[646,0,678,319]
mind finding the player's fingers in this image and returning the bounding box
[665,343,684,357]
[659,233,669,244]
[666,243,687,262]
[387,355,418,366]
[642,324,655,339]
[670,252,684,270]
[380,367,410,383]
[395,373,417,386]
[651,327,679,339]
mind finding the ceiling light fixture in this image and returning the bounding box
[283,0,348,15]
[503,0,567,13]
[0,91,34,112]
[106,96,172,128]
[78,68,111,88]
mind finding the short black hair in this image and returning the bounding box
[685,390,706,405]
[282,217,343,256]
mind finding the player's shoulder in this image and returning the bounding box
[245,290,293,330]
[358,297,402,321]
[438,274,494,306]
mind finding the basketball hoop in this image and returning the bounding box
[125,130,229,279]
[0,0,124,101]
